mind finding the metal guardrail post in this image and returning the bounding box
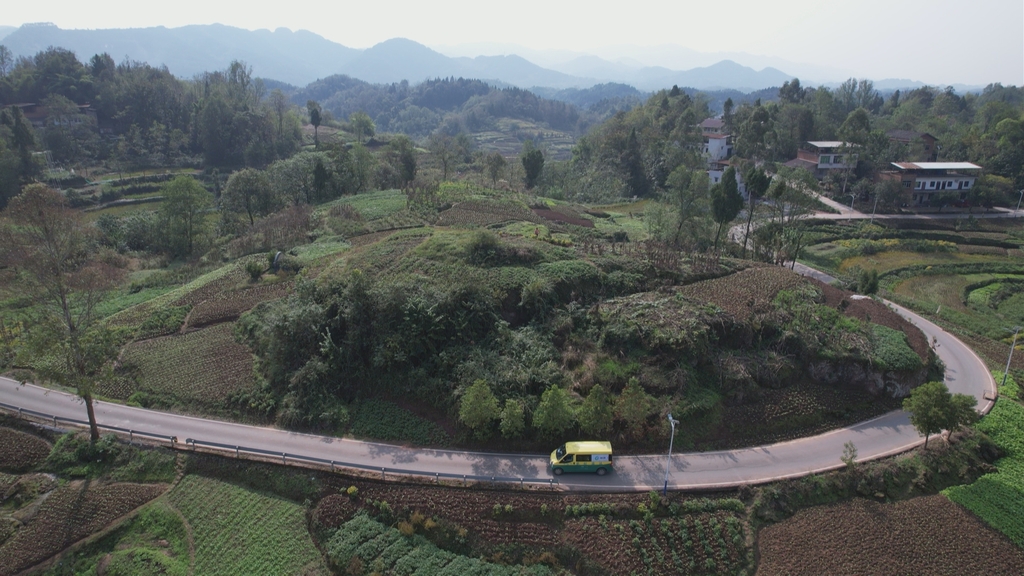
[330,461,335,472]
[129,430,133,445]
[381,467,385,481]
[53,415,58,427]
[463,475,467,486]
[435,472,439,484]
[282,453,286,465]
[235,446,239,458]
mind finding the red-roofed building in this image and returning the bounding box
[886,130,938,162]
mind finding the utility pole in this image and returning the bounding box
[663,413,680,496]
[1002,327,1020,391]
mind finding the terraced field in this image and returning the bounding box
[167,475,327,576]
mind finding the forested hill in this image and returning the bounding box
[293,76,590,137]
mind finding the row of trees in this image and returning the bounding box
[459,379,665,442]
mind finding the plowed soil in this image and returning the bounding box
[756,495,1024,576]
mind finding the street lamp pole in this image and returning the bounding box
[1015,190,1023,217]
[1002,327,1021,391]
[870,192,879,225]
[849,193,856,211]
[663,413,680,496]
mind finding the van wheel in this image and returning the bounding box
[596,468,607,476]
[553,468,563,476]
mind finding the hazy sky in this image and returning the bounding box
[4,0,1022,86]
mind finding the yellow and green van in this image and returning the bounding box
[549,441,613,476]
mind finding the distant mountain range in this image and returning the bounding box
[2,23,798,93]
[3,23,977,95]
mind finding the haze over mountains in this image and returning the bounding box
[1,23,969,95]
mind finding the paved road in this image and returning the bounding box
[0,294,995,492]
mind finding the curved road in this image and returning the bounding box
[0,297,995,492]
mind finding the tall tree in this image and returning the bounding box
[459,379,500,439]
[0,185,124,441]
[711,167,743,249]
[533,385,574,438]
[222,168,276,227]
[307,100,322,148]
[578,384,614,436]
[521,140,544,190]
[161,176,213,256]
[741,167,771,258]
[902,381,961,448]
[485,152,507,188]
[348,112,375,144]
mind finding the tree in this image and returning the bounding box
[387,135,417,185]
[0,45,11,78]
[533,386,574,438]
[161,176,213,256]
[578,384,614,436]
[944,393,978,440]
[307,101,322,148]
[348,112,375,144]
[621,128,649,196]
[521,140,544,190]
[710,167,743,248]
[902,381,977,448]
[500,398,525,439]
[459,379,500,439]
[0,185,124,441]
[427,132,471,181]
[741,167,771,258]
[485,152,507,188]
[665,165,711,248]
[222,168,276,227]
[615,378,653,441]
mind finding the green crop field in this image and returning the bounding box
[113,323,257,410]
[167,474,328,576]
[944,402,1024,545]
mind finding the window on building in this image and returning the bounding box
[963,181,971,188]
[903,181,912,188]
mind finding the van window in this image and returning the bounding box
[576,454,592,462]
[559,454,573,464]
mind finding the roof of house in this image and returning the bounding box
[887,129,937,141]
[706,133,730,139]
[700,118,725,129]
[806,141,853,149]
[784,158,818,170]
[891,162,982,171]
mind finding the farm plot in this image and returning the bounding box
[114,323,256,408]
[562,513,749,575]
[43,500,190,576]
[0,427,51,472]
[436,199,541,228]
[838,250,1004,276]
[184,281,292,329]
[167,474,327,576]
[675,266,806,321]
[104,255,261,337]
[756,496,1024,576]
[0,481,166,575]
[943,393,1024,546]
[324,513,554,576]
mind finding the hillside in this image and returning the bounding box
[65,186,932,454]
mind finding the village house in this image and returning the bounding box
[699,117,733,162]
[882,162,982,206]
[886,130,938,162]
[783,141,859,180]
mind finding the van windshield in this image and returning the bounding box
[555,444,566,459]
